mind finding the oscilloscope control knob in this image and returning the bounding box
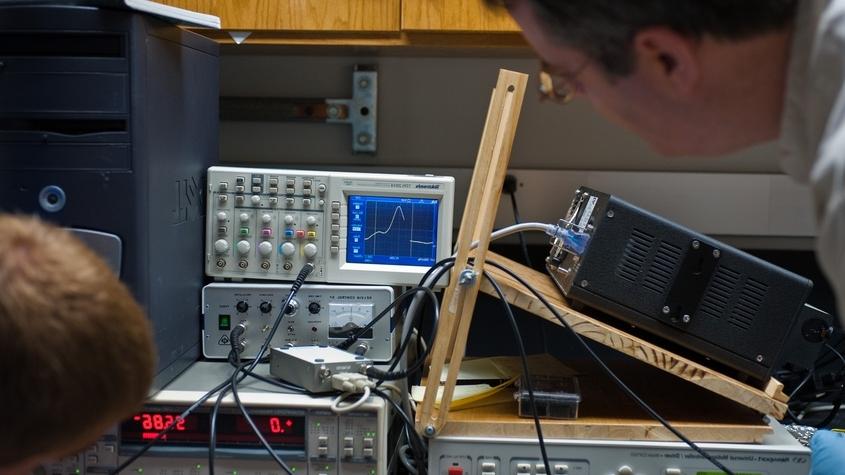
[303,243,318,259]
[285,299,299,316]
[236,240,251,255]
[239,213,250,223]
[306,215,317,226]
[258,241,273,257]
[261,213,272,224]
[318,183,326,194]
[236,301,249,313]
[308,302,321,314]
[280,242,296,257]
[284,215,295,225]
[216,211,228,222]
[213,239,229,254]
[259,301,273,314]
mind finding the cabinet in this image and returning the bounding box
[402,0,519,32]
[157,0,524,46]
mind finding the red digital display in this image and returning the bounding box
[120,409,305,448]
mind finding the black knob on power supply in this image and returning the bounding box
[236,301,249,313]
[308,302,321,314]
[259,301,273,314]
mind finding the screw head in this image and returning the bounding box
[713,249,721,258]
[424,425,436,437]
[756,354,764,362]
[358,78,370,89]
[327,105,340,118]
[691,240,700,250]
[606,209,615,218]
[682,314,691,323]
[580,279,589,288]
[662,306,671,314]
[357,133,372,145]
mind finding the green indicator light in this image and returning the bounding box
[325,466,330,470]
[316,422,321,427]
[196,464,202,470]
[75,470,80,474]
[233,471,238,475]
[136,469,143,474]
[291,468,297,473]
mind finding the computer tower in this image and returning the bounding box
[548,187,831,383]
[0,5,219,389]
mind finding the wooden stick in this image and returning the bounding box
[417,69,528,436]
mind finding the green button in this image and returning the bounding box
[239,227,250,236]
[218,314,231,331]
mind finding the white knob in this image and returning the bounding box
[236,240,251,255]
[213,239,229,254]
[617,466,634,475]
[284,215,295,225]
[303,243,318,259]
[216,211,227,221]
[240,213,249,222]
[258,241,273,257]
[306,215,317,226]
[280,242,296,257]
[262,213,272,224]
[318,183,327,193]
[251,195,261,205]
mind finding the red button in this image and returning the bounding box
[448,467,463,475]
[295,229,305,239]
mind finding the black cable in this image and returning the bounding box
[484,272,551,475]
[372,387,427,474]
[509,189,533,267]
[229,362,296,475]
[815,343,845,428]
[485,259,736,475]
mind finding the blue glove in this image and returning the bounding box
[811,430,845,475]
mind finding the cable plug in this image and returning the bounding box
[503,174,518,194]
[331,372,375,394]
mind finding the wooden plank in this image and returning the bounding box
[478,253,790,418]
[417,69,528,436]
[402,0,520,32]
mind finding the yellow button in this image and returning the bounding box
[307,231,317,239]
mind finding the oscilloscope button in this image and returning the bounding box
[284,214,295,225]
[303,243,318,259]
[261,229,273,238]
[286,178,295,187]
[307,231,317,239]
[252,176,261,185]
[306,216,318,226]
[218,182,228,191]
[330,235,339,244]
[235,185,245,193]
[286,198,295,206]
[285,229,295,238]
[240,213,250,222]
[280,242,296,257]
[331,213,340,222]
[252,186,261,193]
[331,201,341,211]
[216,211,227,221]
[303,179,312,188]
[235,195,245,206]
[303,198,312,207]
[286,187,295,195]
[269,186,278,195]
[269,178,278,186]
[251,195,262,205]
[303,188,312,196]
[236,176,245,186]
[330,246,339,254]
[213,239,229,254]
[331,224,340,233]
[269,197,278,206]
[262,214,272,224]
[318,183,327,193]
[219,194,228,204]
[296,230,306,239]
[258,241,273,257]
[318,199,325,207]
[236,240,251,255]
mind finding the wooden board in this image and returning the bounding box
[477,253,790,419]
[440,358,771,443]
[402,0,520,32]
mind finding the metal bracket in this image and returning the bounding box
[219,65,378,153]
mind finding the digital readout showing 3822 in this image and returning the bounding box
[120,411,305,447]
[346,195,439,267]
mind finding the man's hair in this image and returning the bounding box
[512,0,798,76]
[0,215,155,465]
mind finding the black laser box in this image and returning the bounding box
[548,187,830,383]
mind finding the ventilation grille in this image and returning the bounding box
[699,267,740,320]
[729,278,768,331]
[642,241,682,294]
[616,229,654,283]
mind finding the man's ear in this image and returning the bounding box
[632,27,699,96]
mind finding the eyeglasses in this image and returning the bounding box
[538,59,589,104]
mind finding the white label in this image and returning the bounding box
[577,195,598,230]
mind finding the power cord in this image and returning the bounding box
[484,272,551,475]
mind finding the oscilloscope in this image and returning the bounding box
[205,166,455,286]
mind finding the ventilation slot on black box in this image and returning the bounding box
[699,266,741,320]
[0,33,125,57]
[729,278,767,331]
[616,228,654,283]
[642,241,682,294]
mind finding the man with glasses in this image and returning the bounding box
[494,1,845,473]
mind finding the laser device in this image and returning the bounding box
[269,345,372,393]
[547,187,832,383]
[202,283,395,361]
[205,166,454,286]
[49,362,390,475]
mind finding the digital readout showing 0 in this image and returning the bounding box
[120,410,305,448]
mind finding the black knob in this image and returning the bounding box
[308,302,321,314]
[236,301,249,313]
[259,301,273,314]
[285,299,299,316]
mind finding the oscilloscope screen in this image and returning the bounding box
[346,195,439,267]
